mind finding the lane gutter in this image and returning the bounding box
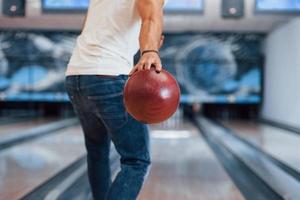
[195,117,300,200]
[192,116,283,200]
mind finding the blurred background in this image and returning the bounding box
[0,0,300,199]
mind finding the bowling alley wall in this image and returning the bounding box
[0,0,298,119]
[262,18,300,128]
[0,31,263,104]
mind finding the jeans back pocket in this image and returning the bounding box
[83,76,128,130]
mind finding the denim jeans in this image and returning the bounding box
[65,75,151,200]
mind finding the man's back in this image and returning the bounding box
[66,0,141,76]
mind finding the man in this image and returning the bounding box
[65,0,165,199]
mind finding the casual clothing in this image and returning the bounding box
[66,0,141,76]
[65,75,150,200]
[64,0,168,198]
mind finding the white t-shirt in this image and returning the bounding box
[66,0,141,76]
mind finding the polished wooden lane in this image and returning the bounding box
[222,120,300,173]
[0,117,56,136]
[138,121,244,200]
[0,125,85,200]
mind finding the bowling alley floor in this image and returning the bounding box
[138,121,244,200]
[221,120,300,174]
[0,117,85,200]
[1,115,300,200]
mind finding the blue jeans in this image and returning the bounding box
[65,75,151,200]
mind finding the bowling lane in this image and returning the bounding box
[222,120,300,173]
[138,120,244,200]
[0,117,57,136]
[0,125,85,200]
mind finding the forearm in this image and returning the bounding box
[130,0,164,74]
[136,0,164,53]
[139,18,163,52]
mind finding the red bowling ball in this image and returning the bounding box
[124,68,180,124]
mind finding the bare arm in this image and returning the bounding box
[130,0,165,75]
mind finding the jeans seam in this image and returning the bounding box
[80,80,125,89]
[87,91,124,100]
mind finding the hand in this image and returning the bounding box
[129,52,162,76]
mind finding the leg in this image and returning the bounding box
[78,75,151,200]
[65,76,112,200]
[107,115,150,200]
[80,114,112,200]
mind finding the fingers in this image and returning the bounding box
[138,62,144,71]
[130,53,163,75]
[130,62,162,76]
[129,65,138,76]
[129,62,145,76]
[129,67,137,76]
[154,61,162,73]
[145,60,152,70]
